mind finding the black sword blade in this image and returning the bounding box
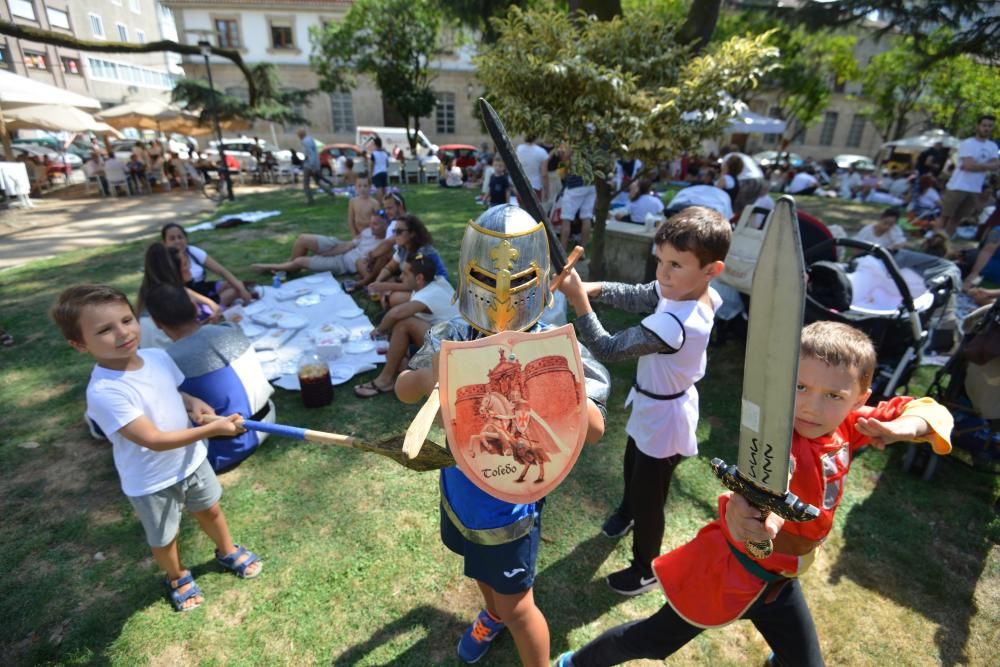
[478,97,567,273]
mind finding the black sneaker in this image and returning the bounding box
[606,564,658,596]
[601,512,634,538]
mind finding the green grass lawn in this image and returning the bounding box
[1,187,997,665]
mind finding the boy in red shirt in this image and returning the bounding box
[556,321,952,666]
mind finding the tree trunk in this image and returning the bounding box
[677,0,722,53]
[589,178,612,280]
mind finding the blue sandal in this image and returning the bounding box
[165,572,203,612]
[215,544,262,579]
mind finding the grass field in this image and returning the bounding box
[1,186,997,665]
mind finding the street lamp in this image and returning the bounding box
[198,40,234,201]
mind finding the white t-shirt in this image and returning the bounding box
[854,222,906,249]
[186,245,208,283]
[667,185,733,219]
[787,172,819,193]
[913,187,941,211]
[515,143,549,190]
[86,349,207,497]
[626,285,721,458]
[947,136,999,193]
[626,194,665,223]
[371,149,390,176]
[411,277,459,325]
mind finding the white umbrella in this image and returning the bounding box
[97,99,193,132]
[0,70,101,110]
[4,104,121,135]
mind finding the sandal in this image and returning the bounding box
[354,380,393,399]
[215,544,263,579]
[165,571,204,612]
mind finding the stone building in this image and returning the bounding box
[164,0,483,150]
[1,0,183,106]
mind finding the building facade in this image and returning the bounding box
[164,0,484,150]
[1,0,183,106]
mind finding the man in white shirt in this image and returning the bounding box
[786,167,820,195]
[938,114,999,236]
[298,127,335,205]
[515,135,549,201]
[354,254,459,398]
[665,184,733,220]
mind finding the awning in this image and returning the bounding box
[4,104,121,135]
[0,70,101,110]
[727,110,786,135]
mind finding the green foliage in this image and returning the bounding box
[310,0,444,150]
[859,38,929,142]
[171,63,313,126]
[478,7,776,180]
[922,54,1000,136]
[717,11,858,142]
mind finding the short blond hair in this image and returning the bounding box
[800,321,876,390]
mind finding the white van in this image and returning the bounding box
[356,126,438,161]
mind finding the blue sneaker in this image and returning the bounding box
[555,651,575,666]
[457,608,505,663]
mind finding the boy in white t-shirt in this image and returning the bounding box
[354,254,459,398]
[558,206,730,596]
[51,285,262,613]
[853,207,907,251]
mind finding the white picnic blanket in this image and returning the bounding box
[229,273,381,389]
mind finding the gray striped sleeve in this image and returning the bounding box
[593,281,660,313]
[574,311,674,363]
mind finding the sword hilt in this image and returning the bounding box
[711,458,820,560]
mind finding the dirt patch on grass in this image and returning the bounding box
[1,437,115,504]
[148,642,198,667]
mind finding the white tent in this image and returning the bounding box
[727,110,786,135]
[4,104,121,135]
[0,70,101,110]
[883,129,960,150]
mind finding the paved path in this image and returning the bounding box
[0,184,275,271]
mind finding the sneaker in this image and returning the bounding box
[555,651,575,667]
[601,512,634,538]
[457,609,505,663]
[606,563,658,596]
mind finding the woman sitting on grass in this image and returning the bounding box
[366,214,448,308]
[161,223,255,307]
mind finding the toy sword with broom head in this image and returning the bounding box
[711,196,820,558]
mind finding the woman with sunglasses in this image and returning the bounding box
[367,214,448,308]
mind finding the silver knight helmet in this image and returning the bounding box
[458,204,552,334]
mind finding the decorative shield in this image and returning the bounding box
[438,324,589,503]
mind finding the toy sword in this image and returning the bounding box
[479,97,569,275]
[202,415,454,472]
[711,196,820,559]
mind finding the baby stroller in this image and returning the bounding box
[910,299,1000,479]
[802,237,957,403]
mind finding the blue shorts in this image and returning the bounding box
[372,172,388,188]
[440,503,542,594]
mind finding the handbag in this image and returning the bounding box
[718,205,770,294]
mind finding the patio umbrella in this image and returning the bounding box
[0,70,102,110]
[96,99,200,134]
[726,110,786,135]
[883,129,961,150]
[4,104,121,135]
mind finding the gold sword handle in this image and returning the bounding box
[745,507,774,559]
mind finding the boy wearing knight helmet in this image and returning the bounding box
[396,204,610,666]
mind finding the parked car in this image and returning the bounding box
[437,144,478,170]
[111,137,193,162]
[319,143,365,178]
[203,137,298,170]
[10,143,81,177]
[752,150,804,169]
[17,136,94,162]
[833,153,876,171]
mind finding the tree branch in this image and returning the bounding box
[0,20,258,106]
